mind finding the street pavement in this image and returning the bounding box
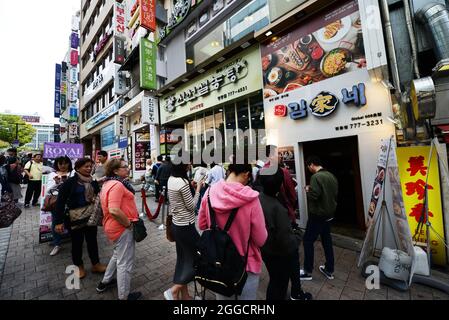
[1,187,449,300]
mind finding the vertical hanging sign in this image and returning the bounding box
[139,38,156,90]
[140,0,156,32]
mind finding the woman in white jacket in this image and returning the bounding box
[45,156,73,256]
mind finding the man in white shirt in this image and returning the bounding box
[92,150,108,184]
[205,162,226,186]
[23,153,44,208]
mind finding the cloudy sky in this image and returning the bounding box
[0,0,81,124]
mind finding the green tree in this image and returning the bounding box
[0,114,36,146]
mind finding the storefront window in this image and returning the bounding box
[224,103,236,147]
[237,99,250,147]
[214,108,224,145]
[186,0,269,68]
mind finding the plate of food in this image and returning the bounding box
[283,83,302,93]
[316,16,352,44]
[266,67,287,87]
[320,48,352,77]
[263,89,277,99]
[376,168,385,183]
[262,54,278,72]
[373,183,382,200]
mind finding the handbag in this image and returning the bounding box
[42,190,58,212]
[87,195,103,227]
[69,204,93,230]
[22,162,32,185]
[0,192,22,228]
[166,214,175,242]
[133,218,147,242]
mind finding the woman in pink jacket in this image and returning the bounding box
[198,162,268,300]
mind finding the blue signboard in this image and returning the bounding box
[55,64,61,91]
[71,33,79,49]
[118,136,128,149]
[101,123,116,148]
[69,107,78,121]
[54,91,61,118]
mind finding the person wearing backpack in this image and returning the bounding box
[259,167,312,300]
[163,162,203,300]
[198,161,267,300]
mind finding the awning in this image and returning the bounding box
[119,45,140,72]
[438,125,449,143]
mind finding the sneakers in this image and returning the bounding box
[91,263,107,273]
[291,290,313,300]
[24,204,30,208]
[299,269,312,281]
[164,288,175,300]
[96,279,117,293]
[319,265,334,280]
[49,246,61,256]
[127,292,142,300]
[32,203,40,207]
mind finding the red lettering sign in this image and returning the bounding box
[140,0,156,32]
[407,156,428,177]
[405,179,433,200]
[409,203,434,223]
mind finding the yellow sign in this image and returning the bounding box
[397,146,447,265]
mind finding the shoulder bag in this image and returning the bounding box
[87,195,103,227]
[0,192,22,228]
[166,214,175,242]
[133,218,147,242]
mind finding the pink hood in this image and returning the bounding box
[198,180,268,274]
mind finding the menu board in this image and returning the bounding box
[261,0,365,99]
[135,141,150,171]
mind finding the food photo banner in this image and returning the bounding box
[260,0,365,99]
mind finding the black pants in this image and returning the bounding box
[70,226,100,266]
[25,180,42,205]
[303,217,335,273]
[263,249,303,300]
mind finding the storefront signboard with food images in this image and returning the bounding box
[261,0,365,100]
[161,46,262,124]
[397,146,447,265]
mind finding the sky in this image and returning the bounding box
[0,0,81,124]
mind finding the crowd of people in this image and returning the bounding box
[0,145,339,301]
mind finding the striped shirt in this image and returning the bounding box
[167,177,199,226]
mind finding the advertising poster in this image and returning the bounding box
[397,146,447,265]
[260,0,365,99]
[39,174,53,243]
[135,141,150,171]
[358,138,392,267]
[278,146,296,175]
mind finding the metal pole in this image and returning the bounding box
[16,123,18,140]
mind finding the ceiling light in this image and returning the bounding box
[240,42,251,49]
[182,78,189,82]
[265,31,273,37]
[186,58,194,64]
[198,69,205,73]
[169,86,175,90]
[271,36,279,42]
[211,41,220,47]
[244,16,254,22]
[217,57,225,62]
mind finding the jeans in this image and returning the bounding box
[263,249,303,300]
[102,229,135,300]
[216,272,260,300]
[70,226,100,266]
[51,211,62,246]
[25,180,41,205]
[303,217,335,274]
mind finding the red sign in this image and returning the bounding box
[140,0,156,32]
[70,50,78,66]
[274,105,287,117]
[115,1,125,35]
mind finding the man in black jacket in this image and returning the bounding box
[259,167,312,300]
[155,156,172,202]
[300,155,338,281]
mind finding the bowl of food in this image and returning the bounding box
[320,48,352,77]
[263,89,277,99]
[267,67,286,87]
[283,83,302,93]
[262,54,278,72]
[376,168,385,183]
[373,183,382,199]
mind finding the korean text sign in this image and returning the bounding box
[397,146,447,265]
[139,38,156,90]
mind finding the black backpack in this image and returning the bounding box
[194,193,249,298]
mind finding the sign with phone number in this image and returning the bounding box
[335,113,383,131]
